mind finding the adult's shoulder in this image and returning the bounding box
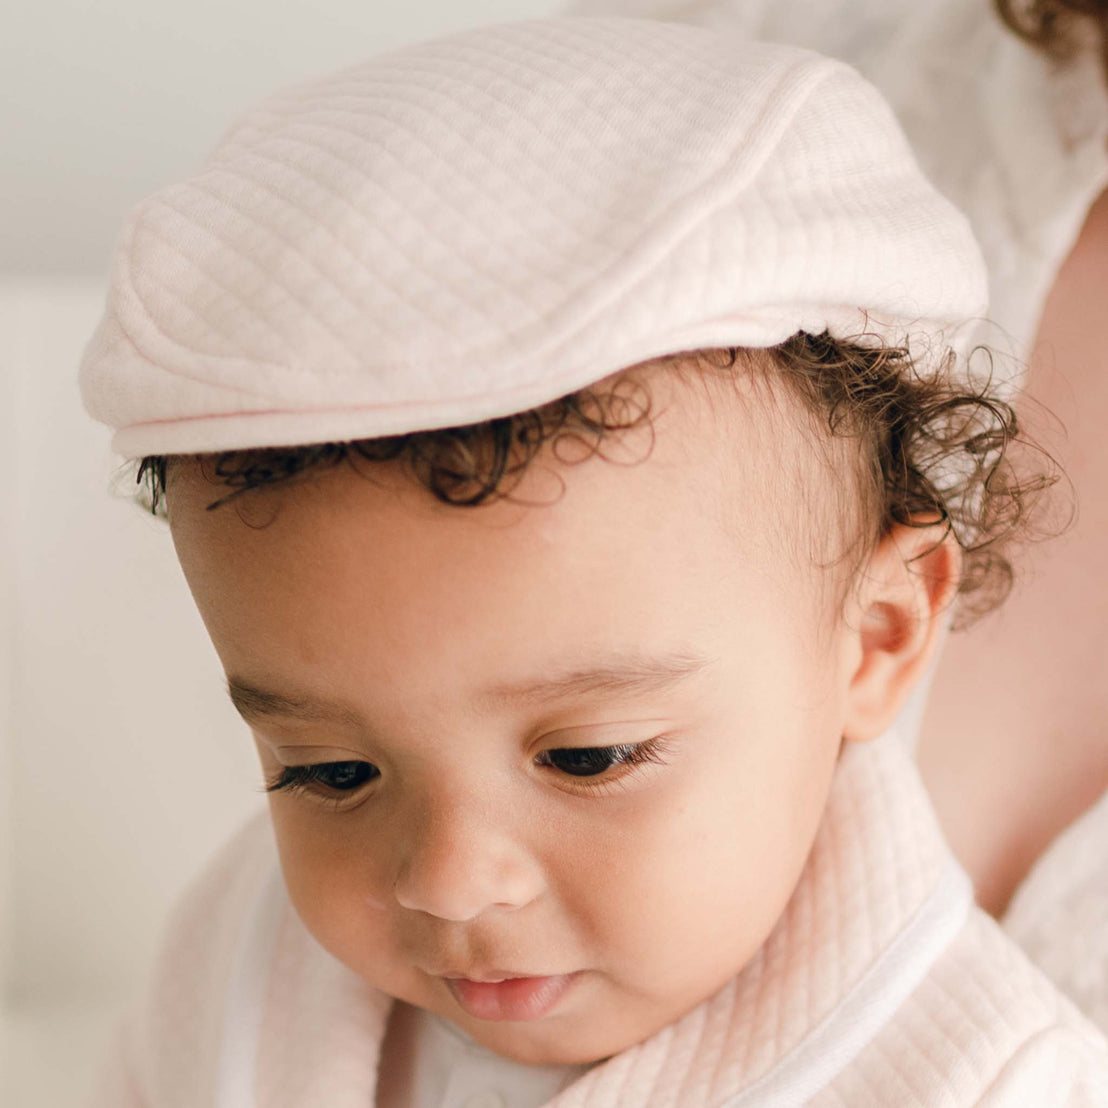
[1003,787,1108,1036]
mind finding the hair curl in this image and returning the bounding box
[133,331,1065,632]
[996,0,1108,80]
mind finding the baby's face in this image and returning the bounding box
[168,364,863,1065]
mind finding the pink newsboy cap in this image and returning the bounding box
[78,16,988,458]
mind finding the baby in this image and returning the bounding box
[79,15,1108,1108]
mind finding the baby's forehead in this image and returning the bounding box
[161,357,869,731]
[167,355,844,612]
[167,390,836,715]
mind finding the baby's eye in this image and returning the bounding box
[538,738,670,780]
[543,745,635,777]
[265,760,379,797]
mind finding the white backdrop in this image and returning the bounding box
[3,0,562,275]
[2,2,560,1104]
[2,279,267,1105]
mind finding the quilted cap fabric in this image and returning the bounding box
[78,15,989,458]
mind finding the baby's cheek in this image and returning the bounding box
[270,809,394,964]
[588,779,794,998]
[564,802,706,961]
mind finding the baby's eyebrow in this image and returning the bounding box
[227,651,712,724]
[476,651,714,709]
[226,680,362,726]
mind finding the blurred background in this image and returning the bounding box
[1,2,560,1103]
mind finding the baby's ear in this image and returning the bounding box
[841,520,962,744]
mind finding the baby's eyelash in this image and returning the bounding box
[264,760,378,798]
[537,734,673,785]
[262,736,673,805]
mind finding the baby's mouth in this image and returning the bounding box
[442,972,582,1021]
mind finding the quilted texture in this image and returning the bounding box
[561,0,1108,397]
[83,737,1108,1107]
[814,909,1108,1106]
[77,16,987,458]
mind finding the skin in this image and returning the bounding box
[918,185,1108,918]
[167,359,959,1066]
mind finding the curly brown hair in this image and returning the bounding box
[133,330,1064,633]
[996,0,1108,79]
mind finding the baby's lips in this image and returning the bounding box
[444,972,582,1021]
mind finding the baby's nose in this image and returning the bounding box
[390,796,545,922]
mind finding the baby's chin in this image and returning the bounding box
[471,1032,615,1069]
[447,1015,622,1068]
[413,970,722,1067]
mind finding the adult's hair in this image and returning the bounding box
[996,0,1108,81]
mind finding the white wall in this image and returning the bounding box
[2,3,562,1103]
[4,0,561,274]
[1,278,265,1101]
[0,281,18,1093]
[7,277,275,1002]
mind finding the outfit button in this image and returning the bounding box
[462,1094,506,1108]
